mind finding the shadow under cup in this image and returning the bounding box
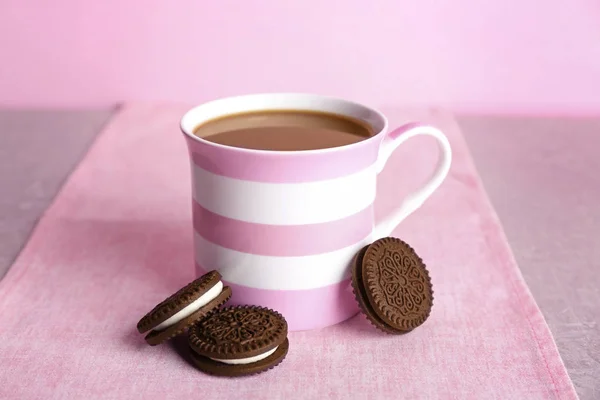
[180,93,391,331]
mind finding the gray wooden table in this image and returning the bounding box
[1,110,598,398]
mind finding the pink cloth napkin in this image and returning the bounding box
[0,104,577,399]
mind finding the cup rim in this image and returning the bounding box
[179,93,389,155]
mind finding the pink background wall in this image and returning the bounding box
[1,1,599,114]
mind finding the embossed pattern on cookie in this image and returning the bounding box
[188,305,289,376]
[352,237,433,333]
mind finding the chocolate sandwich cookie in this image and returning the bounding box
[352,237,433,333]
[188,305,288,377]
[137,270,231,346]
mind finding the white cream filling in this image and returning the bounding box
[210,346,278,365]
[153,281,223,331]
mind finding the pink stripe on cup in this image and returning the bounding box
[193,201,373,256]
[196,263,360,331]
[187,136,381,183]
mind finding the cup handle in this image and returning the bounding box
[372,122,452,239]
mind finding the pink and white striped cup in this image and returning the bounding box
[180,94,452,331]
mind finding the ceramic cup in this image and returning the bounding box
[180,93,452,331]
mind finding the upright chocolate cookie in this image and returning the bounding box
[352,237,433,333]
[137,270,231,345]
[188,305,288,377]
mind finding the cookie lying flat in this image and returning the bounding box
[352,237,433,333]
[137,270,231,346]
[188,305,288,376]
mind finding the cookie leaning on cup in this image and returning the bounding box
[352,237,434,334]
[137,270,232,345]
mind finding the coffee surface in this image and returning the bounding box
[193,110,373,151]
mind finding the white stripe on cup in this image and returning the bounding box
[194,232,372,290]
[192,163,376,225]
